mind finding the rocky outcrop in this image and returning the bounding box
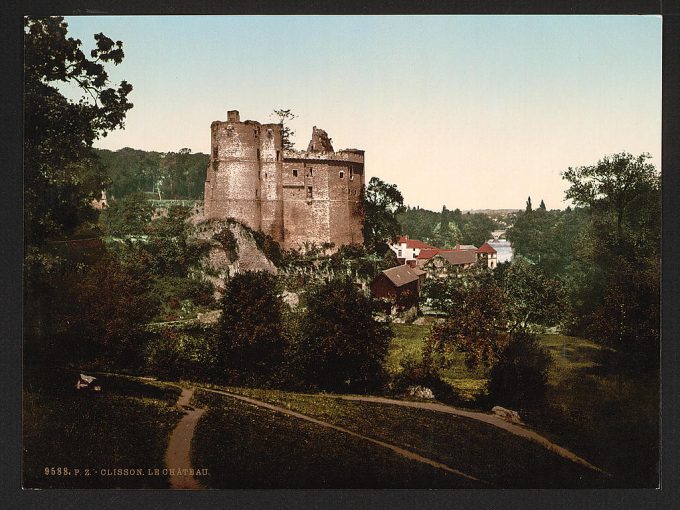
[193,219,277,297]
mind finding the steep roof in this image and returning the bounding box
[416,248,441,260]
[477,242,497,254]
[379,265,421,287]
[436,250,478,266]
[396,236,436,250]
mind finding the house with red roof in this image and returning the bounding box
[388,235,437,265]
[477,242,498,269]
[422,249,479,276]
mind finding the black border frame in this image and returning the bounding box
[3,1,679,508]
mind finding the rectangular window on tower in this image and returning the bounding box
[306,186,313,199]
[212,146,218,159]
[350,167,354,181]
[293,169,298,177]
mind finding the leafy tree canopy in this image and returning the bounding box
[218,271,286,378]
[563,152,659,242]
[294,278,392,392]
[271,108,297,150]
[362,177,406,254]
[24,16,133,244]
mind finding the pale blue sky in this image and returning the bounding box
[62,15,661,210]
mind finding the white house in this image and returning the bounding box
[388,235,437,265]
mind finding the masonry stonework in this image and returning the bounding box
[203,110,364,251]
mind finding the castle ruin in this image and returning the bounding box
[203,110,365,251]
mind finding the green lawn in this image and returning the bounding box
[386,325,659,487]
[529,334,659,487]
[213,387,606,488]
[190,390,477,489]
[23,369,183,489]
[389,323,487,401]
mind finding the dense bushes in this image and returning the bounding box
[217,271,286,382]
[144,328,219,381]
[487,333,553,407]
[210,272,393,393]
[291,278,392,392]
[390,358,457,403]
[55,253,157,368]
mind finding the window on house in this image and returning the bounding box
[293,169,298,177]
[308,167,313,177]
[276,150,281,161]
[306,186,313,199]
[339,170,344,178]
[398,250,402,257]
[256,149,261,161]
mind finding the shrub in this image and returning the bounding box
[144,328,219,381]
[217,271,286,382]
[390,358,457,403]
[487,333,553,407]
[55,253,157,368]
[213,227,238,261]
[292,278,392,393]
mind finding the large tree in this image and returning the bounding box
[362,177,406,253]
[294,278,392,392]
[427,269,509,370]
[562,152,660,369]
[218,271,286,379]
[562,152,659,246]
[24,16,133,245]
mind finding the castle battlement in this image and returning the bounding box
[283,149,365,164]
[203,110,365,251]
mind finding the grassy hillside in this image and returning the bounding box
[386,324,659,487]
[23,369,183,489]
[203,387,605,488]
[191,390,478,489]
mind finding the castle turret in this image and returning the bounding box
[204,110,266,233]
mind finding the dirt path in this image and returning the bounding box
[202,387,490,487]
[338,395,608,476]
[165,387,206,489]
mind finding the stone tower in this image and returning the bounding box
[203,110,284,240]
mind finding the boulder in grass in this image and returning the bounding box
[407,385,435,399]
[492,406,523,425]
[75,373,96,390]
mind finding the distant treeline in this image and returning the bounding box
[96,147,209,200]
[397,206,498,248]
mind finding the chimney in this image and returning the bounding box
[227,110,240,123]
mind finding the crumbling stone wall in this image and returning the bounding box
[307,126,334,152]
[203,110,364,252]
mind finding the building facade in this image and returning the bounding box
[203,110,364,251]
